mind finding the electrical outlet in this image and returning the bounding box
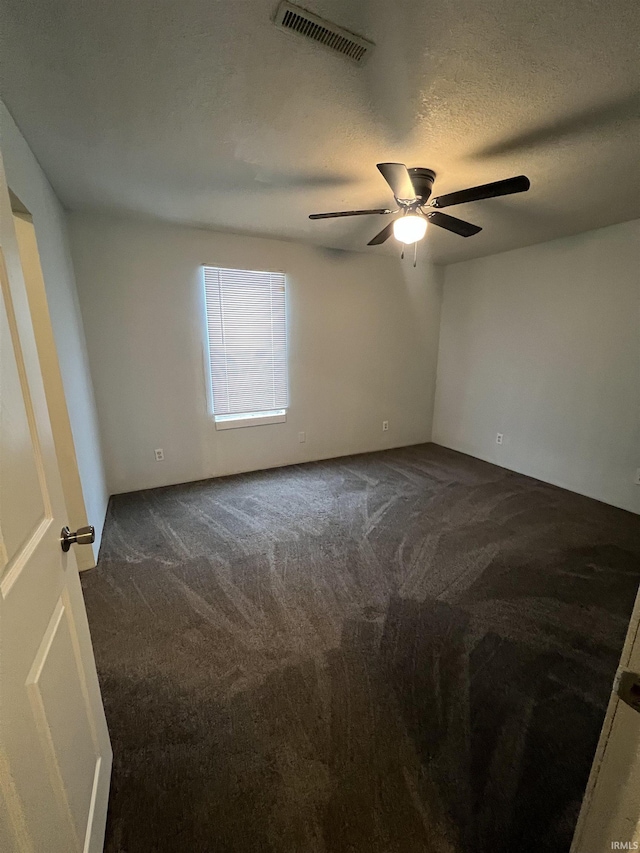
[154,448,164,461]
[635,468,640,485]
[496,433,504,445]
[298,431,306,443]
[382,421,389,432]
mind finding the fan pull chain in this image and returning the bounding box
[400,247,405,261]
[413,242,417,267]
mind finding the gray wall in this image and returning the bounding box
[433,219,640,514]
[68,213,443,494]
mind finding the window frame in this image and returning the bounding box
[201,265,289,430]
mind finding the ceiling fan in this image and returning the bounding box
[309,163,530,262]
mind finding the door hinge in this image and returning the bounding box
[616,670,640,713]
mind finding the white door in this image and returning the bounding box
[572,586,640,851]
[0,150,111,851]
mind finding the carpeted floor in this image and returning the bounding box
[81,443,640,853]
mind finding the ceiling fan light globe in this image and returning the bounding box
[393,215,427,244]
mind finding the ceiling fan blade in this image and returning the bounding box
[309,208,392,220]
[367,221,396,246]
[432,175,530,208]
[427,211,482,237]
[376,163,417,202]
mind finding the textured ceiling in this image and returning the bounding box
[0,0,639,263]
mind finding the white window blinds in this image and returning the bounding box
[203,266,288,417]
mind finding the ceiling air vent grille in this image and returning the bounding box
[274,2,374,64]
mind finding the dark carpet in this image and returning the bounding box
[81,443,640,853]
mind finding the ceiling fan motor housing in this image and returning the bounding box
[408,168,436,203]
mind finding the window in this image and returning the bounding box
[203,266,288,429]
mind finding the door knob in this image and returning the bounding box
[60,525,95,552]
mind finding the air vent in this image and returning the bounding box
[274,2,374,65]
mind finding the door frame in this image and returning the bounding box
[571,584,640,849]
[10,193,96,571]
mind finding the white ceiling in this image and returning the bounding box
[1,0,638,263]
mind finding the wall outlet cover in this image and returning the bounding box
[154,448,164,461]
[635,468,640,485]
[382,421,389,432]
[298,431,306,443]
[496,433,504,445]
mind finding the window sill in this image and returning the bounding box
[214,410,287,430]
